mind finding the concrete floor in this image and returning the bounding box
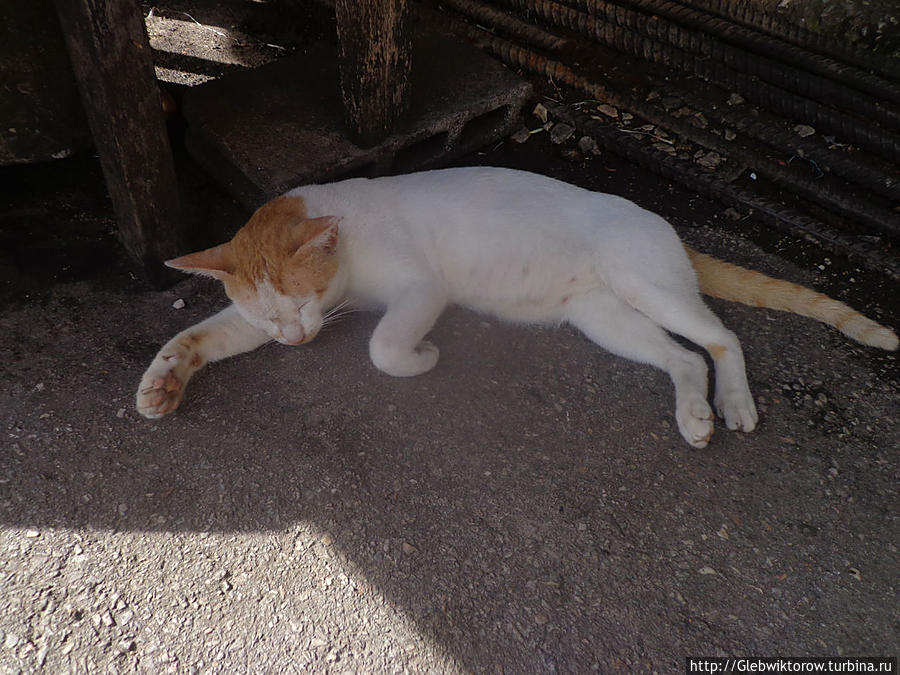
[0,132,897,672]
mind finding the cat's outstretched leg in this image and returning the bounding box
[137,305,270,418]
[369,283,447,377]
[564,290,716,448]
[613,286,758,433]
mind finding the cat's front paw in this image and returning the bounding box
[137,368,185,418]
[136,344,202,418]
[370,339,440,377]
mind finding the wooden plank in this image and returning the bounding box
[335,0,412,147]
[55,0,184,287]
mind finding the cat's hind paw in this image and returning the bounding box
[714,389,758,433]
[676,396,715,449]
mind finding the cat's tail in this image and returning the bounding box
[685,247,899,351]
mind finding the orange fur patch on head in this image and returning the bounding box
[226,195,340,297]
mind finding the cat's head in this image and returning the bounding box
[166,196,340,346]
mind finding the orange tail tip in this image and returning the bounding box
[685,247,899,351]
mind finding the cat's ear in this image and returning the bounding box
[294,216,340,256]
[165,242,234,280]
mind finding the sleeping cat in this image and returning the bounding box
[136,167,897,447]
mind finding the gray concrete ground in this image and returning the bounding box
[1,136,898,673]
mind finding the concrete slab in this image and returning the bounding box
[183,30,532,206]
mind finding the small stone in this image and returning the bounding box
[794,124,815,137]
[696,151,722,169]
[37,645,49,667]
[172,298,186,309]
[119,609,134,625]
[724,129,737,141]
[3,632,19,649]
[596,104,618,118]
[550,123,575,144]
[116,408,126,418]
[532,102,549,124]
[24,529,40,538]
[401,542,418,554]
[117,639,136,654]
[653,142,677,155]
[698,566,717,575]
[509,126,532,144]
[577,136,601,156]
[727,93,744,106]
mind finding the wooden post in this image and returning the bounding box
[55,0,185,287]
[335,0,412,148]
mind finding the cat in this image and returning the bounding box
[136,167,897,447]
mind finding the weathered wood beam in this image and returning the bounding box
[55,0,184,287]
[335,0,412,148]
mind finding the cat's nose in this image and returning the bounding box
[281,326,306,345]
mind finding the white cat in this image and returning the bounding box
[136,167,897,447]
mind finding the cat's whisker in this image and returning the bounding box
[322,301,359,325]
[322,299,351,316]
[324,308,358,320]
[322,313,358,328]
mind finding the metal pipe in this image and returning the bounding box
[491,0,900,162]
[676,0,900,82]
[438,0,573,53]
[565,0,900,107]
